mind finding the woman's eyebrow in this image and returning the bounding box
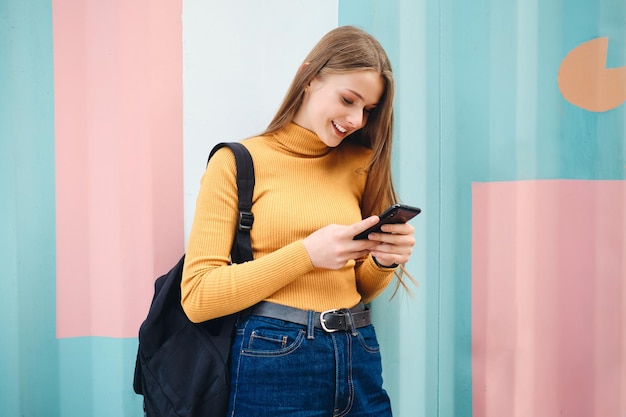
[347,89,364,100]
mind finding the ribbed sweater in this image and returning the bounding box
[181,123,395,323]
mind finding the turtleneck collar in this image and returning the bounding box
[268,122,332,157]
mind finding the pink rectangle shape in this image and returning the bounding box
[472,180,626,417]
[54,0,183,338]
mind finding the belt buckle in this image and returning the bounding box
[320,309,341,333]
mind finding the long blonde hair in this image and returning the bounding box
[263,26,416,295]
[263,25,396,218]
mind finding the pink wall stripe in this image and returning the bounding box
[53,0,183,338]
[472,180,626,417]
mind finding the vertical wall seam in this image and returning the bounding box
[437,0,444,416]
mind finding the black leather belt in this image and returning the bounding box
[249,301,371,333]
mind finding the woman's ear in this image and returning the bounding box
[300,62,310,71]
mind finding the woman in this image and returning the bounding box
[182,25,416,416]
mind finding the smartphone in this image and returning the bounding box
[353,204,421,240]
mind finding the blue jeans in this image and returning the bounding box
[227,314,392,417]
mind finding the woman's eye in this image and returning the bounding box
[342,97,353,105]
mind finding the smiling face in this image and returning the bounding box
[292,70,384,147]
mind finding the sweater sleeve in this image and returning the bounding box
[181,147,315,323]
[354,255,395,303]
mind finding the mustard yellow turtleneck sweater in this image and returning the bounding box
[181,123,395,323]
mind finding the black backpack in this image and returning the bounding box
[133,142,255,417]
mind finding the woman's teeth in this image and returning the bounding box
[333,121,347,133]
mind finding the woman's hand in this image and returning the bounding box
[303,216,381,270]
[367,222,415,267]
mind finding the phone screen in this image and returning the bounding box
[353,204,421,240]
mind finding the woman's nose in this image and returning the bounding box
[347,108,364,129]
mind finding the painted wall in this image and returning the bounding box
[1,0,624,416]
[436,1,626,415]
[1,2,58,416]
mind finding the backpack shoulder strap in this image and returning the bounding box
[208,142,255,264]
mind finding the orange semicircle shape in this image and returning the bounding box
[558,37,626,112]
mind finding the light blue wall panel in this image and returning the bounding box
[0,1,60,416]
[57,338,143,417]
